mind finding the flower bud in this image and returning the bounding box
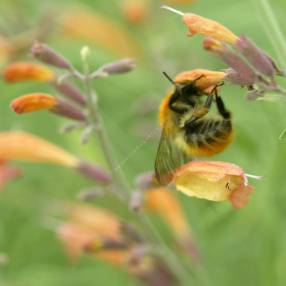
[219,49,257,86]
[129,191,143,212]
[3,62,54,83]
[51,80,86,106]
[134,171,155,189]
[99,58,136,76]
[11,93,86,122]
[203,37,224,52]
[236,35,276,77]
[76,160,111,184]
[31,42,72,70]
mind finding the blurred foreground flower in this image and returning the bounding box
[3,62,55,83]
[58,204,175,286]
[121,0,150,24]
[0,160,21,191]
[145,188,200,260]
[0,131,111,184]
[173,160,260,208]
[11,93,86,122]
[61,8,143,58]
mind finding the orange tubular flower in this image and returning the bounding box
[3,62,55,83]
[182,13,238,44]
[58,205,123,261]
[11,93,57,113]
[11,93,86,122]
[162,6,238,44]
[173,160,260,208]
[145,188,200,260]
[0,131,78,167]
[174,69,226,93]
[145,188,191,239]
[121,0,149,24]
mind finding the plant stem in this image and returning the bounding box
[81,60,195,286]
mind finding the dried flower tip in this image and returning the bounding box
[220,48,258,86]
[134,171,155,190]
[3,62,54,83]
[129,191,143,212]
[100,58,136,76]
[203,37,224,52]
[0,131,78,167]
[236,35,276,77]
[183,13,238,44]
[173,160,259,208]
[77,188,104,201]
[174,69,226,93]
[11,93,86,122]
[51,80,86,106]
[76,160,111,184]
[31,41,72,70]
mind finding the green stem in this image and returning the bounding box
[81,59,194,286]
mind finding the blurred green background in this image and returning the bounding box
[1,0,286,285]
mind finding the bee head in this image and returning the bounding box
[162,71,183,95]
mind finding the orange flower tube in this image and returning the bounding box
[3,62,55,83]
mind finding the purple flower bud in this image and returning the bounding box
[219,48,258,85]
[135,171,154,190]
[76,160,111,184]
[225,68,257,86]
[51,100,86,122]
[31,41,72,70]
[100,58,136,75]
[52,80,86,106]
[236,35,276,77]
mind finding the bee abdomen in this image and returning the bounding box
[185,119,233,156]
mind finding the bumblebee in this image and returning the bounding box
[155,72,234,185]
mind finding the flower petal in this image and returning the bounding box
[3,62,55,83]
[183,13,238,44]
[174,69,226,93]
[11,93,57,113]
[174,160,250,203]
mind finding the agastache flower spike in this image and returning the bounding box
[11,93,86,122]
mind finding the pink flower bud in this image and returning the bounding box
[31,42,72,70]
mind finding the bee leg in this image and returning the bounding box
[184,94,214,126]
[215,93,231,119]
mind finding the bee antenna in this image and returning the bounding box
[162,71,175,85]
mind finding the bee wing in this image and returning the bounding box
[155,129,188,185]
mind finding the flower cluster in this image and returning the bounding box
[162,5,286,100]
